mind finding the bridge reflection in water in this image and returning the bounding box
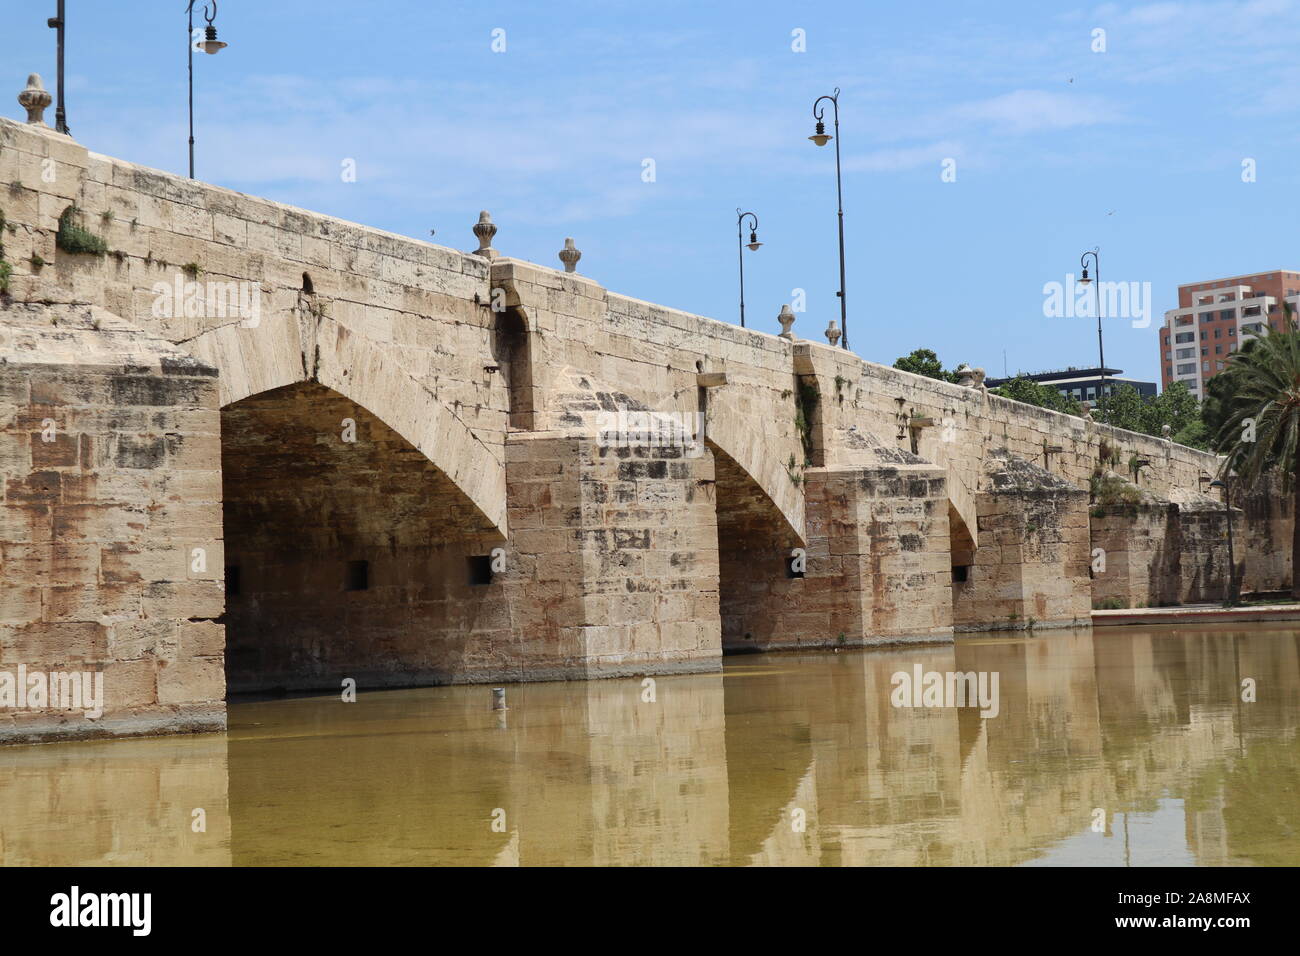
[1,624,1297,866]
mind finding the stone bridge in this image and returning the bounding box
[0,114,1290,742]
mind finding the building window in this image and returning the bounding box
[1216,361,1225,371]
[1175,332,1194,344]
[1202,361,1210,372]
[1214,327,1222,337]
[1177,363,1195,374]
[1201,347,1208,356]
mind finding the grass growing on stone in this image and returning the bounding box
[0,208,11,293]
[1090,469,1142,513]
[56,205,108,256]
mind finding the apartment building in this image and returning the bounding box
[1159,270,1300,397]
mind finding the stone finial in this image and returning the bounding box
[955,364,987,392]
[559,237,581,273]
[472,210,498,259]
[1081,402,1094,422]
[18,73,52,127]
[824,318,841,346]
[1161,423,1171,439]
[777,304,796,339]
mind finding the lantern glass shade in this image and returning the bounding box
[747,232,761,251]
[1078,270,1092,285]
[202,26,227,54]
[809,132,832,146]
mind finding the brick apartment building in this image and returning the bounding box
[1159,270,1300,397]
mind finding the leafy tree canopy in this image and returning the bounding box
[990,376,1083,416]
[893,349,960,384]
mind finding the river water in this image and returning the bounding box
[2,624,1297,866]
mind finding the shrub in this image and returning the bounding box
[56,206,107,256]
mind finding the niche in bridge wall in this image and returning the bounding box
[794,375,825,468]
[492,307,535,430]
[219,382,507,693]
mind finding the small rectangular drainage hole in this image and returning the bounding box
[468,555,494,586]
[346,560,369,591]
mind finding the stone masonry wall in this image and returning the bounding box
[953,456,1092,631]
[1089,502,1181,610]
[0,303,224,742]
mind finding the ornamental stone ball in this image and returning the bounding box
[18,74,52,126]
[472,210,499,259]
[825,319,841,346]
[777,304,796,339]
[559,238,581,273]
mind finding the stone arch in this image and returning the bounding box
[704,395,806,546]
[947,466,979,564]
[181,310,507,536]
[219,379,508,693]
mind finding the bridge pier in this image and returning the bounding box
[722,460,954,651]
[953,455,1092,631]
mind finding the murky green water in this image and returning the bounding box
[2,625,1298,866]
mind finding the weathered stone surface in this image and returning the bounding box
[0,114,1285,744]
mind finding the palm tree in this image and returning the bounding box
[1212,326,1300,597]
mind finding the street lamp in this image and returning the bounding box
[808,88,849,351]
[1077,248,1107,421]
[187,1,229,179]
[1209,476,1238,606]
[736,209,761,328]
[46,1,69,134]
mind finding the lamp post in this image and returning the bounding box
[1076,248,1107,421]
[808,88,848,351]
[187,1,228,179]
[736,209,761,328]
[46,0,69,134]
[1210,476,1238,605]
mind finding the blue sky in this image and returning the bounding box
[5,0,1299,385]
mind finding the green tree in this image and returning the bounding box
[1094,381,1206,447]
[1211,327,1300,597]
[1145,380,1201,438]
[893,349,959,383]
[1103,383,1146,432]
[991,376,1083,416]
